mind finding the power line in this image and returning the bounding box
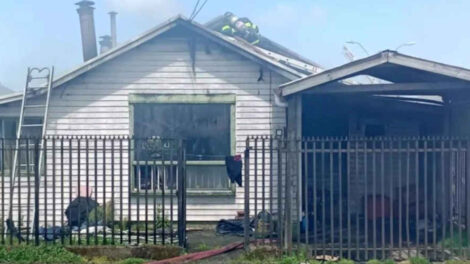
[189,0,201,20]
[190,0,208,21]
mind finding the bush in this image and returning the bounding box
[88,200,115,228]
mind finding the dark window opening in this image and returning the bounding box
[132,102,232,192]
[365,124,385,137]
[134,103,231,161]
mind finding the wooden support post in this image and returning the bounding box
[285,95,301,252]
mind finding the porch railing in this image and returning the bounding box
[244,136,470,261]
[0,136,187,247]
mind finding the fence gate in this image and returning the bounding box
[244,136,470,261]
[0,136,187,247]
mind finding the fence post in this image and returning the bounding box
[466,139,470,259]
[177,139,186,248]
[244,139,250,250]
[285,135,296,253]
[33,140,40,246]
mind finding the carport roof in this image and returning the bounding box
[280,50,470,96]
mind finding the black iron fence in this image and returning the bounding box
[0,136,186,247]
[244,136,470,261]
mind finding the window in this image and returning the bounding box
[130,94,235,194]
[3,119,17,139]
[0,119,17,171]
[134,165,177,191]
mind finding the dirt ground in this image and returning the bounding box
[186,225,245,263]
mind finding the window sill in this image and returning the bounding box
[187,189,235,197]
[131,189,235,197]
[133,160,225,166]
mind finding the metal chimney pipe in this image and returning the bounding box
[99,35,112,54]
[109,11,118,48]
[76,0,98,61]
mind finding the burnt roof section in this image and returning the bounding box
[281,50,470,96]
[204,14,322,69]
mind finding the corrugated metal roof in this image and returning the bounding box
[281,50,470,96]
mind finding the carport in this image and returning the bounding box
[244,51,470,261]
[282,50,470,139]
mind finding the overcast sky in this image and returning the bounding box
[1,0,469,91]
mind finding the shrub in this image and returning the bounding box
[88,200,115,228]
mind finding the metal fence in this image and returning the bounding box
[244,136,470,261]
[0,136,186,247]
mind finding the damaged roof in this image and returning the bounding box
[0,15,321,105]
[281,50,470,96]
[204,14,323,71]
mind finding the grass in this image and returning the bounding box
[442,234,469,249]
[87,257,148,264]
[409,257,430,264]
[0,244,85,264]
[194,242,212,252]
[118,258,147,264]
[0,244,156,264]
[231,248,321,264]
[367,260,395,264]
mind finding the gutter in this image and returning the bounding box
[0,93,23,105]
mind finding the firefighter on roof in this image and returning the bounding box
[221,12,260,45]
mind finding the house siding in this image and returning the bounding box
[2,28,289,223]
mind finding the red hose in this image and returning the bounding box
[146,241,244,264]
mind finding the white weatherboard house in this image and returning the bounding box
[0,15,321,222]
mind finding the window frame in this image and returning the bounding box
[129,94,236,196]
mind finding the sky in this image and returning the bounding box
[0,0,469,91]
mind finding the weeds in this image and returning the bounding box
[409,257,430,264]
[194,242,212,252]
[366,259,395,264]
[118,258,147,264]
[232,248,323,264]
[0,245,85,264]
